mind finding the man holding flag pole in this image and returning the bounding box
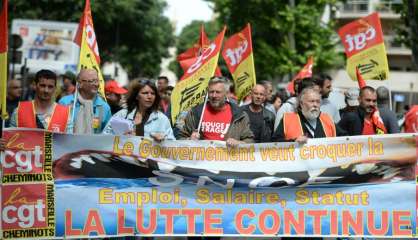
[59,0,111,134]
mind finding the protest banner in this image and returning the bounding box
[74,0,105,97]
[0,0,8,119]
[177,25,222,78]
[1,128,417,238]
[170,27,226,123]
[338,12,389,81]
[287,56,313,95]
[222,23,256,101]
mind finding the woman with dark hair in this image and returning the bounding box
[102,79,175,141]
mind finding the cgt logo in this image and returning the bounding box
[186,43,217,74]
[224,39,248,66]
[1,133,44,174]
[2,185,46,229]
[344,26,376,52]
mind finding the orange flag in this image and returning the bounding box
[177,25,222,78]
[0,0,8,119]
[74,0,105,97]
[287,56,313,95]
[222,23,256,100]
[356,67,366,89]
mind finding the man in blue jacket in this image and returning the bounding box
[59,69,111,134]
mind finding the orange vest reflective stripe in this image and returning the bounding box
[283,112,336,140]
[17,101,70,133]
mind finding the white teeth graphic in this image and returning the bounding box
[70,155,95,169]
[90,153,111,162]
[157,162,176,172]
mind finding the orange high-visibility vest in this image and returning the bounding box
[283,112,336,140]
[17,101,70,133]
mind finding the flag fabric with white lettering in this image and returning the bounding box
[171,27,226,123]
[177,25,222,78]
[74,0,105,97]
[222,23,256,101]
[338,12,389,81]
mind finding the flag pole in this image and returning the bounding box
[196,92,209,134]
[71,83,79,125]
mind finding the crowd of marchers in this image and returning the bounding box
[1,68,417,152]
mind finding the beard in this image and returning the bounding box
[302,107,320,120]
[209,97,226,109]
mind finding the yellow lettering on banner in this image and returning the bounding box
[368,137,384,156]
[260,145,296,161]
[99,188,113,204]
[195,188,283,205]
[113,136,134,156]
[295,189,369,206]
[300,143,363,162]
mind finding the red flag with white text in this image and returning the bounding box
[177,25,222,78]
[222,23,256,100]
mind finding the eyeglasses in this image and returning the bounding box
[138,79,154,85]
[80,79,99,84]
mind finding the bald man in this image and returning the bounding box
[59,69,111,134]
[240,84,275,142]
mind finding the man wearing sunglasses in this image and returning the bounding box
[59,68,111,134]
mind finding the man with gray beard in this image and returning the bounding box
[272,86,337,143]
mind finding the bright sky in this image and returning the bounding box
[164,0,214,35]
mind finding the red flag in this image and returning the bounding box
[287,56,314,95]
[0,0,7,53]
[222,23,256,100]
[177,25,222,77]
[356,67,366,89]
[74,0,100,64]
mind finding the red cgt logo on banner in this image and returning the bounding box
[2,131,46,175]
[1,183,55,239]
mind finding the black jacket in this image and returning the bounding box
[338,106,399,136]
[241,105,275,142]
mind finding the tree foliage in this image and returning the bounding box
[9,0,174,78]
[207,0,342,81]
[393,0,418,70]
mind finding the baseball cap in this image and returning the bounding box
[105,80,128,94]
[345,88,359,107]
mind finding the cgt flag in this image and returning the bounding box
[171,27,226,123]
[222,23,256,101]
[0,0,7,119]
[287,56,313,95]
[177,25,222,78]
[338,12,389,81]
[74,0,105,97]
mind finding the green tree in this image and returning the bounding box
[9,0,174,78]
[393,0,418,70]
[208,0,342,81]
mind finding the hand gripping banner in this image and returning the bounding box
[1,129,417,238]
